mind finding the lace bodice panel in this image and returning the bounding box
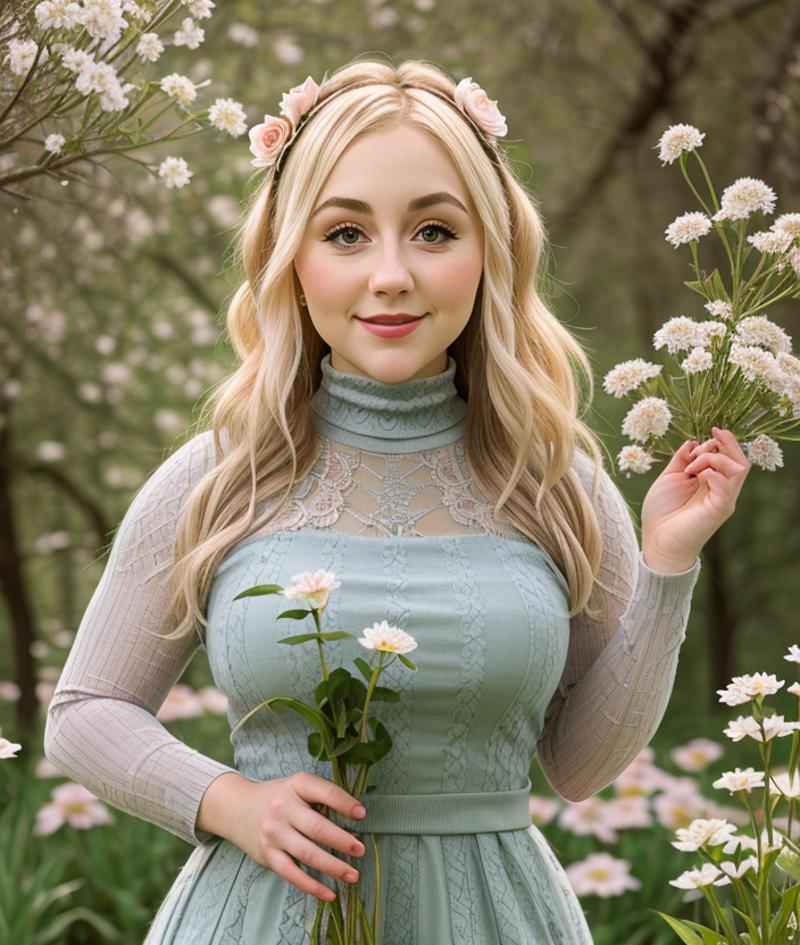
[247,436,523,541]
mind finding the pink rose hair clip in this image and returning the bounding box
[248,74,508,176]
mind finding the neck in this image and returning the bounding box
[310,353,467,453]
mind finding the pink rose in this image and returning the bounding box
[248,115,291,168]
[454,77,507,137]
[278,75,321,128]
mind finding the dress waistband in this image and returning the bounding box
[328,781,533,835]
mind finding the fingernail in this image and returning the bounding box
[353,805,366,818]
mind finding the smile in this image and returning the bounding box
[354,316,426,339]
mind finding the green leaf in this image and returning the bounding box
[307,731,328,761]
[651,912,704,945]
[354,657,374,682]
[346,677,368,703]
[769,881,800,939]
[682,919,734,945]
[33,907,122,945]
[370,686,401,702]
[730,905,759,943]
[233,583,284,600]
[263,697,335,752]
[396,653,417,671]
[276,608,314,620]
[338,717,392,765]
[330,734,360,757]
[775,846,800,882]
[683,279,706,297]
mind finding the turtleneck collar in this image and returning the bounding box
[310,353,467,453]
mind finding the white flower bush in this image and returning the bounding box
[0,0,248,193]
[608,124,800,478]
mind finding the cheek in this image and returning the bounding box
[434,252,483,302]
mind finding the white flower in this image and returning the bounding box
[696,320,729,345]
[603,359,663,398]
[712,767,766,794]
[616,444,655,476]
[728,342,778,384]
[670,738,724,773]
[75,60,131,112]
[528,795,560,825]
[722,833,758,854]
[0,737,22,759]
[672,818,738,852]
[772,213,800,241]
[717,672,785,705]
[358,620,418,654]
[681,346,712,374]
[5,38,40,76]
[664,211,713,248]
[282,569,341,610]
[747,230,793,254]
[208,97,248,137]
[174,16,205,48]
[712,177,777,222]
[785,644,800,664]
[160,73,197,106]
[564,852,641,898]
[228,21,258,46]
[789,682,800,698]
[745,433,783,471]
[704,299,733,320]
[136,32,164,62]
[669,862,731,889]
[719,856,758,878]
[44,133,66,154]
[77,0,127,43]
[60,46,92,72]
[122,1,151,21]
[724,714,798,742]
[656,124,705,165]
[771,770,800,799]
[653,316,704,354]
[36,440,66,461]
[183,0,215,17]
[35,0,82,30]
[158,156,193,188]
[733,316,793,355]
[621,396,672,443]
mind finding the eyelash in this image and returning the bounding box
[322,219,459,249]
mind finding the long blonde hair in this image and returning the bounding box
[161,56,611,643]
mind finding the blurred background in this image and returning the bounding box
[1,0,799,942]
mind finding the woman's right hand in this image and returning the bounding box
[229,772,367,902]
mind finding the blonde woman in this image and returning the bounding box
[44,58,751,944]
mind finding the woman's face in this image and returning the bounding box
[293,121,484,383]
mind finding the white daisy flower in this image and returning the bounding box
[728,343,778,384]
[602,359,663,398]
[655,124,705,165]
[0,737,22,759]
[789,682,800,698]
[60,46,92,72]
[704,299,733,320]
[358,620,418,655]
[669,863,730,889]
[672,818,738,852]
[621,397,671,443]
[785,644,800,663]
[207,97,248,137]
[158,156,193,188]
[78,0,127,43]
[160,73,197,106]
[616,444,655,476]
[34,0,82,30]
[681,347,712,374]
[745,433,783,471]
[724,714,798,742]
[733,316,793,355]
[771,770,800,798]
[44,133,65,154]
[664,211,713,248]
[712,767,766,794]
[718,672,785,705]
[719,856,758,878]
[747,230,793,254]
[136,32,164,63]
[282,569,341,610]
[712,177,777,222]
[174,16,205,48]
[5,38,40,76]
[653,316,704,354]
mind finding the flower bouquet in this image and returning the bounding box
[604,123,800,479]
[231,569,418,945]
[654,646,800,943]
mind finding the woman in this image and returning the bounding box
[44,58,751,943]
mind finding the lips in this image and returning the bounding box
[356,314,424,325]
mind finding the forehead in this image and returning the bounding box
[315,122,473,213]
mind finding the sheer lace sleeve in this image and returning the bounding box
[43,431,239,847]
[535,448,702,802]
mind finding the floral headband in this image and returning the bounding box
[248,75,508,178]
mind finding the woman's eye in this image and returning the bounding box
[322,221,458,249]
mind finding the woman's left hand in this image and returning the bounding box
[640,426,753,572]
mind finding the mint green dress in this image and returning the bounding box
[46,353,702,944]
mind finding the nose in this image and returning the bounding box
[367,242,415,297]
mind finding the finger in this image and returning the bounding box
[712,426,751,466]
[295,807,366,858]
[663,439,699,474]
[293,772,366,821]
[266,848,338,902]
[284,829,361,885]
[685,451,742,477]
[688,437,719,458]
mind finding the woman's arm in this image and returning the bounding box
[535,448,702,802]
[43,431,239,847]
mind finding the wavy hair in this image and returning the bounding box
[160,56,610,642]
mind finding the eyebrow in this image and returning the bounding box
[311,191,469,218]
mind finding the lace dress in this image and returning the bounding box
[44,353,702,944]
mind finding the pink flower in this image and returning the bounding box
[454,77,507,137]
[33,783,114,835]
[248,115,291,168]
[278,75,320,128]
